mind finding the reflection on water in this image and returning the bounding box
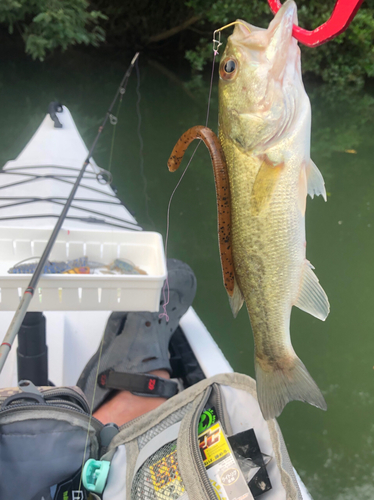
[305,422,374,500]
[0,47,373,500]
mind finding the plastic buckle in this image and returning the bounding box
[82,459,110,494]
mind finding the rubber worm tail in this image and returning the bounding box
[167,125,234,297]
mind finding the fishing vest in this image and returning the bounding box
[0,373,302,500]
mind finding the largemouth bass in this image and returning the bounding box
[218,0,329,419]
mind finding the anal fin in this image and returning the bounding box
[306,160,327,201]
[229,277,244,318]
[295,263,330,320]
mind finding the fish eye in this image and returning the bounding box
[220,57,238,81]
[225,60,236,73]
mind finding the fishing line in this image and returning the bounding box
[136,57,155,229]
[159,50,217,321]
[108,90,124,173]
[81,72,138,473]
[108,99,122,173]
[78,331,106,493]
[75,54,140,493]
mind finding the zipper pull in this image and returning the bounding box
[19,379,44,397]
[82,459,111,494]
[1,380,45,409]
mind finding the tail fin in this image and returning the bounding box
[255,355,327,420]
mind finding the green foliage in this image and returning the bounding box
[91,0,194,47]
[1,0,373,89]
[184,0,374,89]
[185,41,212,72]
[0,0,106,61]
[300,4,374,90]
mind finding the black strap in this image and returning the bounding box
[98,370,178,399]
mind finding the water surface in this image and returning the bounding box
[0,48,373,500]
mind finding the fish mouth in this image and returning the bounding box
[226,2,301,88]
[219,0,303,151]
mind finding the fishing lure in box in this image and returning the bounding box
[8,257,89,274]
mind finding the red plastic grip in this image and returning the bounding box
[268,0,364,47]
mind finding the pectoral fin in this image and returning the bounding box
[250,157,283,216]
[306,160,327,201]
[229,277,244,318]
[294,262,330,320]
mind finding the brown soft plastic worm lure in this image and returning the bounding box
[168,125,234,297]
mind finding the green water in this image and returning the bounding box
[1,48,373,500]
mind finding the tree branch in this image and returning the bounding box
[148,15,201,44]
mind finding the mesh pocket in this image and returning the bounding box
[132,440,186,500]
[138,403,192,450]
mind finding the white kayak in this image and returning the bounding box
[0,104,312,499]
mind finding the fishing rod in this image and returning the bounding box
[0,52,140,374]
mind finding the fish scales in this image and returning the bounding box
[218,0,329,419]
[222,139,300,356]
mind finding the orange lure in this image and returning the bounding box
[168,125,234,298]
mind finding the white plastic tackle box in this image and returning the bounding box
[0,227,167,312]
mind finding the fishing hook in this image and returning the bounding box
[213,21,252,54]
[268,0,364,47]
[168,126,235,297]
